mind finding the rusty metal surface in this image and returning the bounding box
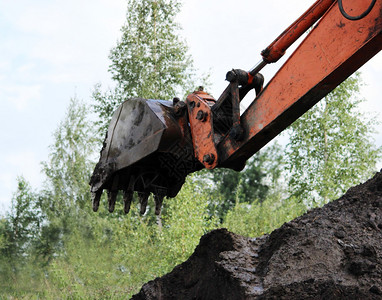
[90,98,165,192]
[90,0,381,215]
[218,0,382,169]
[186,91,218,169]
[262,0,336,63]
[90,98,202,214]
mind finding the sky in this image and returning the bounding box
[1,0,381,213]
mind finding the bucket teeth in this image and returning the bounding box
[108,190,118,213]
[123,190,133,214]
[154,194,164,215]
[138,192,149,215]
[92,190,102,212]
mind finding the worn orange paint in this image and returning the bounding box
[263,0,335,63]
[218,0,382,168]
[186,92,218,169]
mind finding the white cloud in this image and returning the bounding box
[16,62,37,75]
[0,173,15,195]
[4,151,43,187]
[0,0,126,86]
[0,83,42,110]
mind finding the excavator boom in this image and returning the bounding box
[90,0,382,215]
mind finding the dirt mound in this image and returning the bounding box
[132,172,382,299]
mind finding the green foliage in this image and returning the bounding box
[93,0,198,134]
[109,0,192,99]
[206,142,285,220]
[1,177,41,261]
[3,1,381,299]
[26,179,218,298]
[223,194,306,237]
[286,73,381,206]
[92,84,126,135]
[158,178,218,266]
[0,177,45,296]
[42,221,133,299]
[1,1,217,297]
[41,97,97,212]
[0,219,8,251]
[36,97,98,261]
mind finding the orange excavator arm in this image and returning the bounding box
[90,0,381,215]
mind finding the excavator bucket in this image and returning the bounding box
[89,98,202,214]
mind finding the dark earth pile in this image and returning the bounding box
[132,172,382,299]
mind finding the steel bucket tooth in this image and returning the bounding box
[108,190,118,213]
[90,98,203,214]
[123,190,133,214]
[92,190,102,212]
[154,194,165,215]
[138,192,149,215]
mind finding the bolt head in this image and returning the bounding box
[203,153,215,165]
[196,110,207,121]
[226,69,237,82]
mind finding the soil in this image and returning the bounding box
[132,171,382,299]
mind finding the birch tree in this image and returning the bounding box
[286,73,381,206]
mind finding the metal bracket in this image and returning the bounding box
[186,91,218,169]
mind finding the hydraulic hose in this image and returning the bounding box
[338,0,377,20]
